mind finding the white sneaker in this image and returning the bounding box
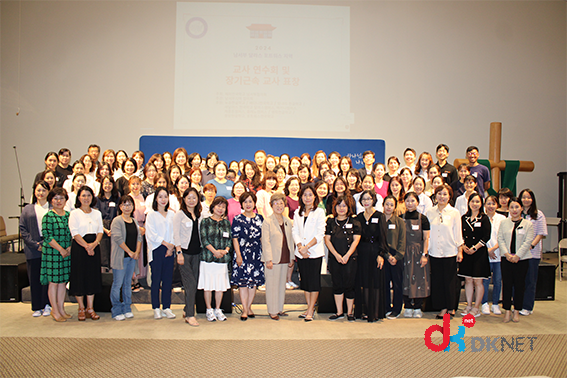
[162,308,176,319]
[413,309,423,318]
[214,308,227,321]
[124,312,134,319]
[42,305,52,317]
[481,303,490,315]
[206,308,216,322]
[519,309,532,316]
[403,309,414,318]
[113,314,126,321]
[154,308,162,319]
[32,310,43,317]
[491,305,502,315]
[285,282,294,290]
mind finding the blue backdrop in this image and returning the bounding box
[139,136,386,168]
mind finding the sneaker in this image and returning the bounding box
[258,285,266,291]
[492,305,502,315]
[206,308,216,322]
[289,281,299,289]
[32,310,43,317]
[113,314,126,321]
[403,309,414,318]
[285,282,294,290]
[154,308,162,319]
[162,308,176,319]
[214,308,227,321]
[481,303,490,315]
[386,311,400,320]
[328,313,345,321]
[124,312,134,319]
[173,287,182,293]
[413,309,423,318]
[42,305,52,317]
[519,309,532,316]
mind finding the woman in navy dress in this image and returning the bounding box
[231,192,265,320]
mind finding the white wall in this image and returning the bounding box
[1,1,566,251]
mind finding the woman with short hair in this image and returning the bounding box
[261,193,295,320]
[110,195,142,321]
[69,186,104,321]
[292,185,326,322]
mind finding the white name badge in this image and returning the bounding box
[518,229,526,235]
[345,223,353,229]
[412,224,420,230]
[371,218,379,224]
[109,202,116,207]
[226,186,233,191]
[442,172,448,177]
[185,221,192,228]
[388,224,396,230]
[222,231,230,238]
[474,222,481,227]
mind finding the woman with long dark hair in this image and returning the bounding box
[20,181,52,317]
[69,186,104,321]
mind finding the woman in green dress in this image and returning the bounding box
[40,187,72,322]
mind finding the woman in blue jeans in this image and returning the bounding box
[110,195,142,321]
[481,195,506,315]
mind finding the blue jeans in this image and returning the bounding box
[523,258,540,311]
[110,257,137,317]
[383,259,403,314]
[150,245,174,309]
[482,261,502,305]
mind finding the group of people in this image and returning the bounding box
[20,143,547,324]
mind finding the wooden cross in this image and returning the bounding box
[453,122,535,192]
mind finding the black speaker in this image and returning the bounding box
[316,274,338,314]
[535,261,556,301]
[196,288,234,314]
[0,253,29,302]
[93,272,113,312]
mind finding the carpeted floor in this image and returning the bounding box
[1,334,566,378]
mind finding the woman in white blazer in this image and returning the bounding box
[292,185,326,322]
[497,197,534,323]
[261,193,295,320]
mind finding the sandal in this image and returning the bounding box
[460,306,472,316]
[86,308,100,320]
[185,317,200,327]
[78,308,86,321]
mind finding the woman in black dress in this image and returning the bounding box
[355,190,389,322]
[325,195,362,322]
[457,192,491,318]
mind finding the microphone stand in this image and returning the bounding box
[10,146,25,252]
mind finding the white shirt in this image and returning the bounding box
[65,192,77,212]
[69,208,104,237]
[455,194,469,216]
[292,207,326,259]
[145,210,175,261]
[426,205,463,258]
[35,202,50,237]
[487,213,506,261]
[417,192,433,216]
[256,190,274,218]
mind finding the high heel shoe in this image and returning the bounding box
[86,308,100,320]
[50,312,67,322]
